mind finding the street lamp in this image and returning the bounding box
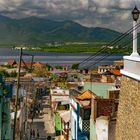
[132,6,139,21]
[131,6,140,57]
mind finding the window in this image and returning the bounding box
[83,108,91,120]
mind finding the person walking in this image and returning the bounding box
[30,129,32,139]
[37,129,40,138]
[32,129,35,138]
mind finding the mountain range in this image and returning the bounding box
[0,15,125,45]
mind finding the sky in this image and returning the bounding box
[0,0,139,32]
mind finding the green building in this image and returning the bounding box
[84,82,115,98]
[54,112,62,135]
[84,82,116,140]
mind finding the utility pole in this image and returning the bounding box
[31,55,34,71]
[13,48,22,140]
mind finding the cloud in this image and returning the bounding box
[0,0,139,31]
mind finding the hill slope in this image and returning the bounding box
[0,15,123,45]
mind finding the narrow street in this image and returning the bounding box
[27,95,55,140]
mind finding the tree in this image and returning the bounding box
[55,65,62,70]
[71,63,79,70]
[33,65,48,77]
[0,70,10,77]
[10,71,17,77]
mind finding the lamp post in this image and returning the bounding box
[131,6,140,57]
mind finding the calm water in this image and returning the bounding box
[0,48,124,68]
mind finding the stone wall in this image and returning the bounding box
[115,75,140,140]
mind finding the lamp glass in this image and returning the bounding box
[132,6,139,21]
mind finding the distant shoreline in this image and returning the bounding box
[0,48,124,67]
[0,41,132,54]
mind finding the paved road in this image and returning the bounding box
[27,96,55,140]
[42,96,55,139]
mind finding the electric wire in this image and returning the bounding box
[79,21,140,68]
[79,22,140,68]
[86,32,140,69]
[80,23,140,67]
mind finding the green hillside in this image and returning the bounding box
[0,15,124,45]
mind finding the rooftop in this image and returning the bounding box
[121,55,140,80]
[76,90,96,100]
[110,69,121,76]
[50,88,69,96]
[98,65,115,68]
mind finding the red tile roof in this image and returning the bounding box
[7,59,17,66]
[110,70,121,76]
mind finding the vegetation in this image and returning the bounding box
[71,63,79,69]
[26,42,106,52]
[0,70,17,78]
[0,15,122,45]
[55,65,63,69]
[26,42,134,54]
[0,15,137,54]
[0,70,9,77]
[32,65,48,77]
[2,64,15,69]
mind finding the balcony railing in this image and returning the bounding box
[82,120,90,133]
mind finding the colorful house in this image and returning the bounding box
[50,88,70,137]
[60,110,70,140]
[54,110,70,140]
[90,97,118,140]
[84,82,116,99]
[54,112,62,135]
[70,94,80,140]
[70,90,96,140]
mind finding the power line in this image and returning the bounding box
[80,23,140,68]
[86,50,119,69]
[86,32,140,69]
[82,20,140,69]
[79,22,140,67]
[79,21,140,68]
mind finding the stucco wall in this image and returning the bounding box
[90,119,97,140]
[70,99,79,140]
[96,116,109,140]
[84,82,115,98]
[116,75,140,140]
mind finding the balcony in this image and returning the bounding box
[121,56,140,80]
[82,120,90,132]
[79,117,90,133]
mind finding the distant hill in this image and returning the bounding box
[0,15,124,45]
